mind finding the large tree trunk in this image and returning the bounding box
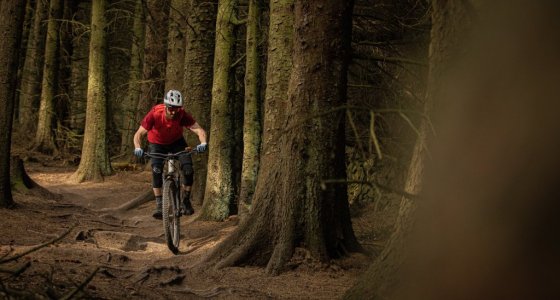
[18,0,47,135]
[0,0,26,208]
[33,0,62,155]
[165,0,187,91]
[199,0,238,221]
[135,0,170,122]
[183,0,217,205]
[204,0,360,275]
[120,0,145,157]
[70,0,112,183]
[238,0,262,217]
[344,1,473,298]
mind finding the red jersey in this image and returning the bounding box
[141,104,196,145]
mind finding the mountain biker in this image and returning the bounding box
[133,89,207,219]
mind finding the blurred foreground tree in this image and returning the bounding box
[0,1,26,207]
[344,0,473,298]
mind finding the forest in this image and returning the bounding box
[1,0,559,299]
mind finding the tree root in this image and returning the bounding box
[59,267,99,300]
[10,156,60,199]
[0,225,76,264]
[172,286,233,298]
[96,190,153,213]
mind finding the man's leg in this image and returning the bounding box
[150,144,165,219]
[180,155,195,215]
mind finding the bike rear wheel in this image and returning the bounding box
[162,180,180,254]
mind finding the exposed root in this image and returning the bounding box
[266,241,294,276]
[59,267,99,300]
[0,225,76,264]
[10,156,60,199]
[96,190,153,213]
[172,286,233,298]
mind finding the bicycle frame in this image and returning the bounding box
[144,150,196,254]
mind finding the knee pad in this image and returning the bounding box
[152,164,163,188]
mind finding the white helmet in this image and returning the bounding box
[164,89,183,107]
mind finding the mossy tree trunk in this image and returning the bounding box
[33,0,62,155]
[183,0,217,205]
[343,1,473,298]
[199,0,238,221]
[165,0,187,91]
[120,0,145,157]
[18,0,48,135]
[70,0,112,183]
[0,0,26,208]
[238,0,262,217]
[135,0,170,121]
[204,0,361,275]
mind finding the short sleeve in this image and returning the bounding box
[141,109,155,130]
[181,112,196,128]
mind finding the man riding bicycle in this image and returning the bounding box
[133,89,207,219]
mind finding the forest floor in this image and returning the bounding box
[0,156,381,299]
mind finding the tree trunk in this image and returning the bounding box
[33,0,62,154]
[70,0,112,183]
[105,0,134,155]
[55,0,76,151]
[165,0,187,91]
[183,0,217,205]
[69,1,91,135]
[238,0,261,217]
[14,0,35,125]
[199,0,238,221]
[18,0,47,135]
[135,0,170,122]
[0,0,26,208]
[344,1,473,298]
[204,0,360,275]
[120,0,145,157]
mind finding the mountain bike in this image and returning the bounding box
[144,149,196,254]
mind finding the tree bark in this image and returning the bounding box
[33,0,62,154]
[135,0,170,122]
[69,1,91,135]
[0,0,26,208]
[204,0,360,275]
[18,0,47,135]
[183,0,217,205]
[70,0,112,183]
[344,0,473,298]
[199,0,238,221]
[165,0,187,92]
[238,0,262,217]
[120,0,145,157]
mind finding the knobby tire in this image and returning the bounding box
[162,180,180,254]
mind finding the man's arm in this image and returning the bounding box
[133,126,148,149]
[188,122,207,144]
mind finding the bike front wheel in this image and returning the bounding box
[162,180,180,254]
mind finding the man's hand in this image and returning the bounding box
[196,143,207,153]
[134,148,144,157]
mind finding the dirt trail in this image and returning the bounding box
[0,163,370,299]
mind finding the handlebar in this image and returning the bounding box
[144,149,198,160]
